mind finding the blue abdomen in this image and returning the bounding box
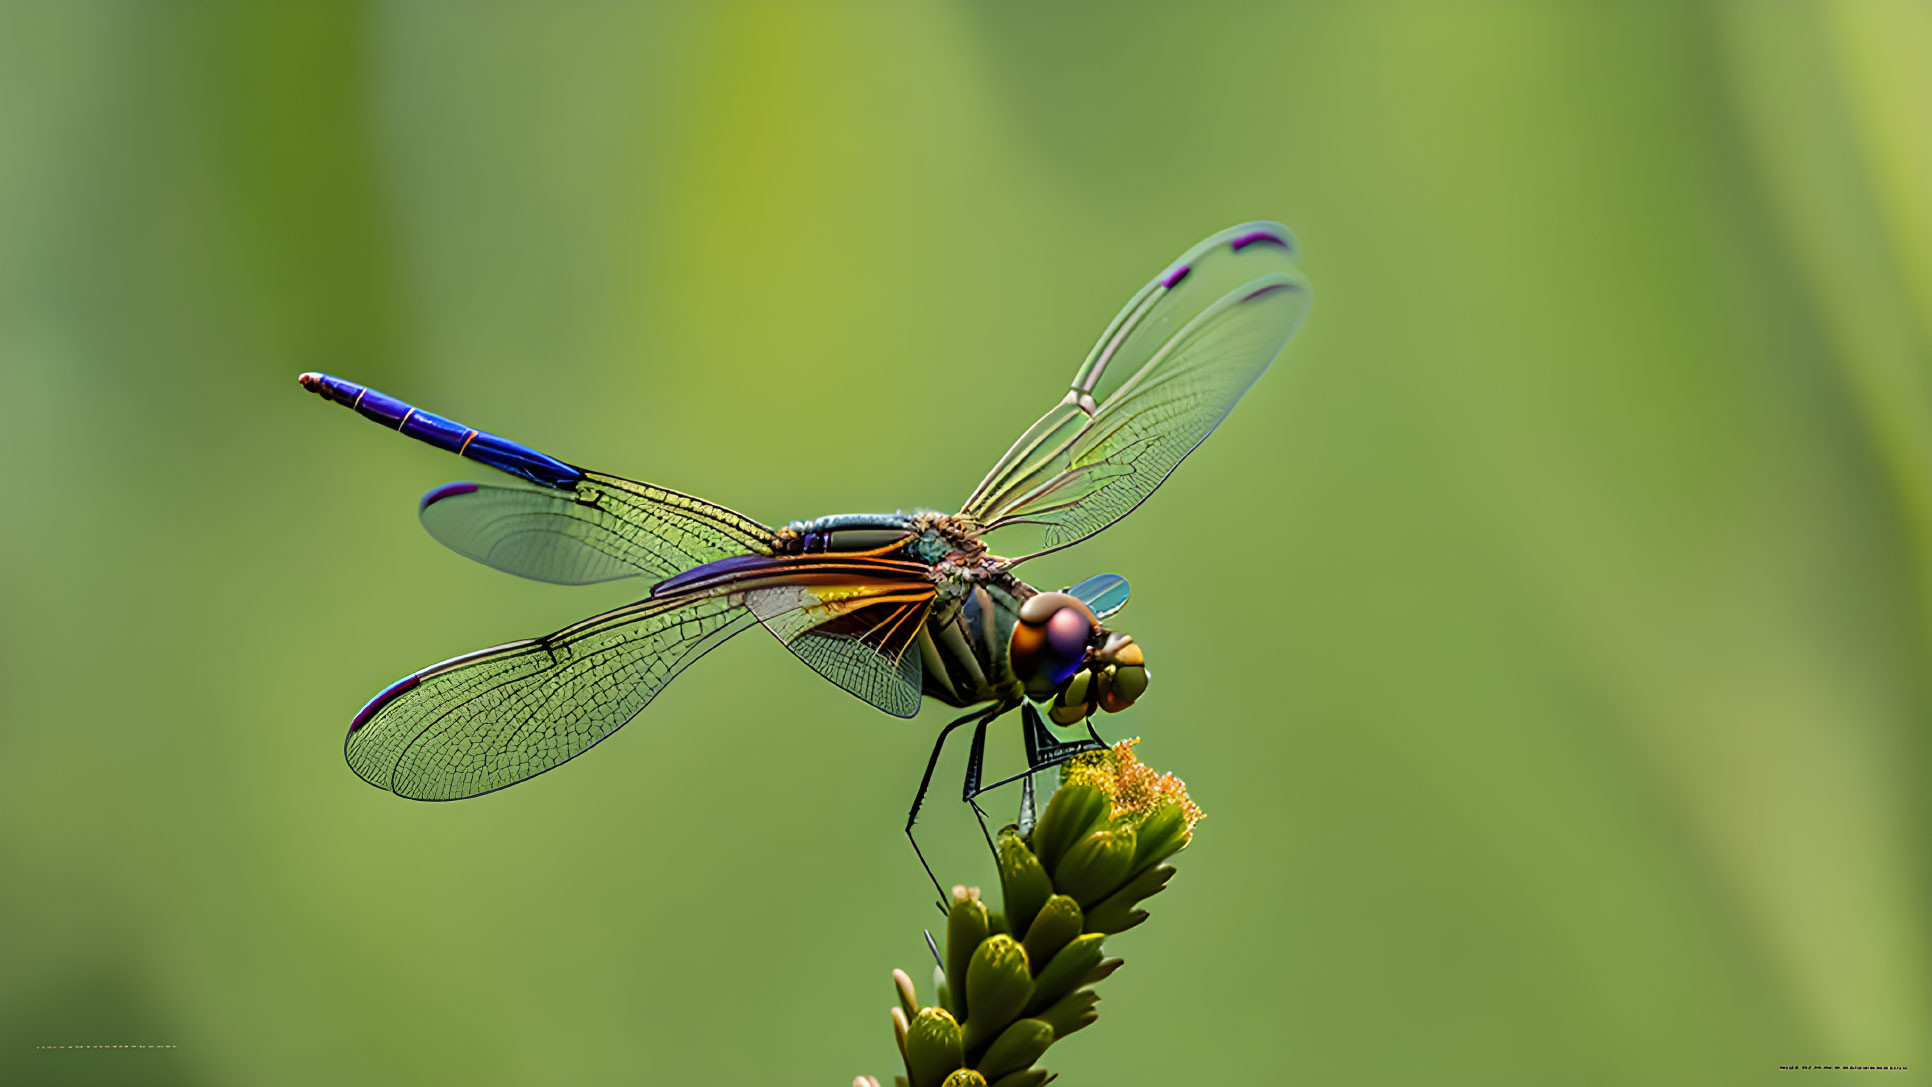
[298,372,583,490]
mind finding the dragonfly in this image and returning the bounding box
[301,221,1309,901]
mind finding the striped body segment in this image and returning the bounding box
[299,372,584,489]
[916,577,1032,708]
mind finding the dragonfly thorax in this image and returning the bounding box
[773,510,981,567]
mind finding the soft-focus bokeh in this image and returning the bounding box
[3,3,1927,1084]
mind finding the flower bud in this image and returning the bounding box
[1128,802,1190,873]
[978,1018,1054,1080]
[996,830,1052,937]
[1081,900,1148,935]
[946,893,990,1020]
[1083,864,1175,934]
[904,1007,964,1087]
[1033,987,1100,1040]
[939,1071,988,1087]
[1025,932,1104,1014]
[1021,894,1082,967]
[1029,784,1108,872]
[1082,957,1124,987]
[1052,826,1137,906]
[962,935,1033,1051]
[894,968,920,1022]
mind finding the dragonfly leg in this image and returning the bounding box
[1017,773,1038,838]
[907,705,1004,912]
[968,703,1109,800]
[961,714,1000,858]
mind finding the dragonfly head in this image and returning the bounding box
[1010,592,1150,724]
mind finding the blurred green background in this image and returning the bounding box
[3,2,1927,1084]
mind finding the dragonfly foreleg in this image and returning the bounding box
[961,713,1001,858]
[966,703,1109,802]
[907,704,1006,912]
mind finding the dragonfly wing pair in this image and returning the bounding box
[343,553,935,799]
[963,222,1310,557]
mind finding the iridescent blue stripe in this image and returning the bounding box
[298,372,584,489]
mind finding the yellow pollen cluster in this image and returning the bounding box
[1061,737,1204,830]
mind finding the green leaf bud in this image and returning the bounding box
[1025,932,1104,1014]
[977,1018,1054,1080]
[946,895,991,1020]
[962,935,1033,1051]
[904,1007,964,1087]
[1081,901,1148,935]
[1052,826,1137,907]
[1081,958,1124,987]
[1029,783,1108,872]
[996,829,1053,937]
[1033,988,1100,1041]
[1021,894,1082,969]
[1128,803,1190,873]
[1083,865,1174,933]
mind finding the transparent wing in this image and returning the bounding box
[344,594,757,800]
[962,223,1311,557]
[755,586,931,718]
[418,470,781,585]
[345,555,938,800]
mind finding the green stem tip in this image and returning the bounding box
[867,739,1203,1087]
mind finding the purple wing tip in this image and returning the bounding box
[350,673,421,733]
[652,552,774,597]
[421,481,480,509]
[1229,230,1290,253]
[1243,282,1298,302]
[1161,264,1192,289]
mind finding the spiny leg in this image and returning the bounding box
[969,703,1111,800]
[906,705,1002,911]
[961,710,1007,858]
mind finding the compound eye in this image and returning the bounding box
[1011,592,1098,693]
